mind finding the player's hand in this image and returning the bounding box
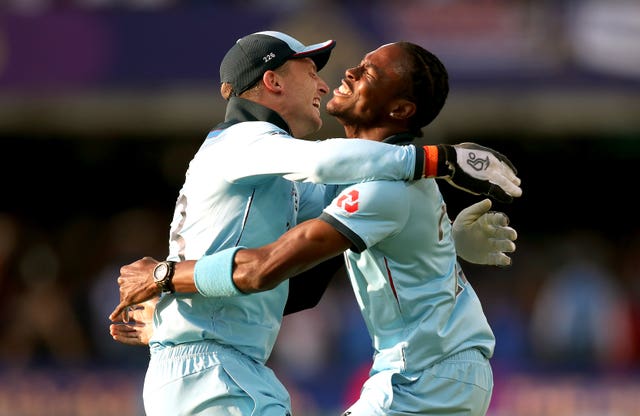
[435,143,522,203]
[452,198,517,266]
[109,298,156,346]
[109,256,161,322]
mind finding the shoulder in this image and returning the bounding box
[331,181,409,218]
[201,121,292,153]
[346,180,407,200]
[228,121,289,137]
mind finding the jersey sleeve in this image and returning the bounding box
[320,181,410,253]
[218,122,418,185]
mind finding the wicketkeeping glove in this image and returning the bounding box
[422,142,522,203]
[452,198,517,266]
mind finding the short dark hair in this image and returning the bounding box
[397,42,449,138]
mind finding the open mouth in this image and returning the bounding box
[334,80,352,96]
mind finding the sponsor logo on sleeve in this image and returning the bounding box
[336,190,359,213]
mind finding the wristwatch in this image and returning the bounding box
[153,261,176,294]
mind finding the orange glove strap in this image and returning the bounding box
[423,145,439,178]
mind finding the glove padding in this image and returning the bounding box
[453,198,517,266]
[440,143,522,203]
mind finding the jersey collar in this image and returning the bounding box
[223,97,292,134]
[383,132,416,146]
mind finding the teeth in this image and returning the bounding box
[338,84,351,95]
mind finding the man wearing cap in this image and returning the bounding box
[110,31,521,415]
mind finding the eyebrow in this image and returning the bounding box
[360,60,380,74]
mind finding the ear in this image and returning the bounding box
[262,70,283,94]
[388,99,416,120]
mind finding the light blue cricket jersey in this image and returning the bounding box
[320,134,496,375]
[151,98,421,364]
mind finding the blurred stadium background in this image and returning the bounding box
[1,0,640,415]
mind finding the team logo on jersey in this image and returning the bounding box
[336,190,359,213]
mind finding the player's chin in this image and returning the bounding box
[325,98,347,117]
[311,117,323,133]
[309,109,323,129]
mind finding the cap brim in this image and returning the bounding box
[292,39,336,71]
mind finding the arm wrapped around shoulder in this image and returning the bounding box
[423,143,522,203]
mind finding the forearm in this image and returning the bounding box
[195,219,350,296]
[166,249,305,295]
[172,260,199,293]
[235,221,348,292]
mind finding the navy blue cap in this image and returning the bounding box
[220,31,336,96]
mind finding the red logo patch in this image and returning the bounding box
[336,190,359,213]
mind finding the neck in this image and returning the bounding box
[342,124,404,142]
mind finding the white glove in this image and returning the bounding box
[452,198,517,266]
[435,143,522,203]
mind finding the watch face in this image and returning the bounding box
[154,263,168,281]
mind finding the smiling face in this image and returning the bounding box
[326,43,413,138]
[275,57,330,138]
